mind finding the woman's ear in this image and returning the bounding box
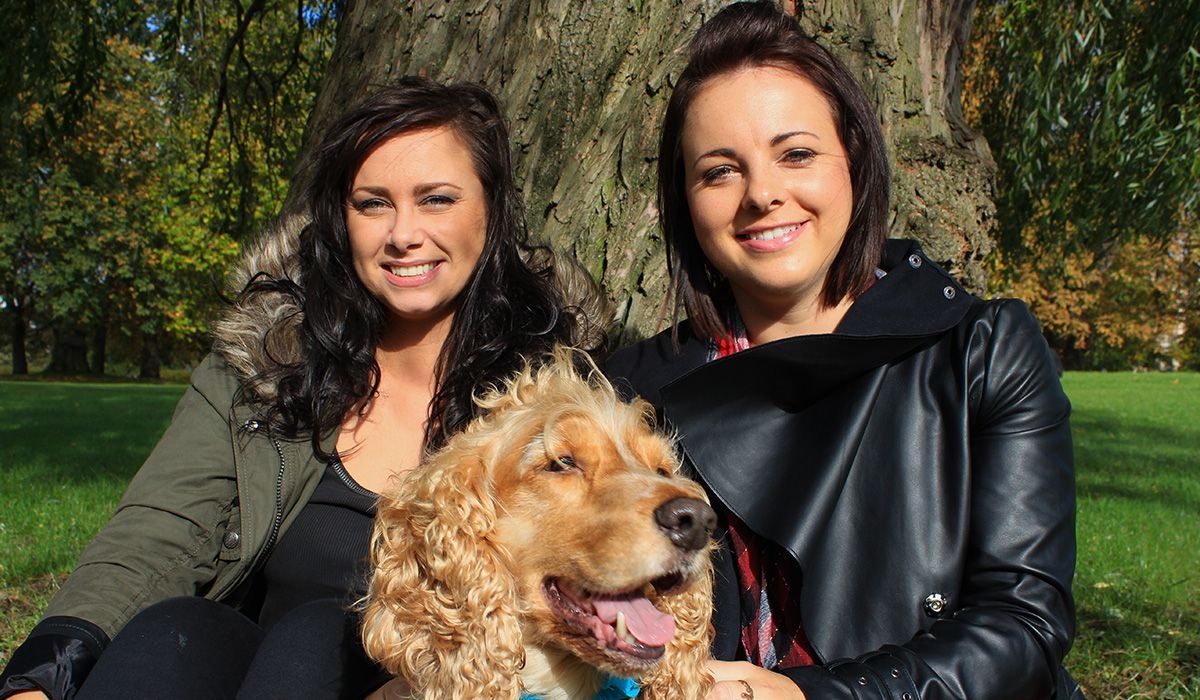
[361,452,526,699]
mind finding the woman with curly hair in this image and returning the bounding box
[2,76,601,700]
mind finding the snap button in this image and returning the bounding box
[907,253,923,268]
[222,531,241,549]
[942,286,956,300]
[857,677,868,686]
[891,669,901,678]
[903,694,913,700]
[243,419,261,432]
[924,592,949,616]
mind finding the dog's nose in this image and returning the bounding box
[654,497,716,551]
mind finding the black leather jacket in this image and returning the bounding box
[605,240,1081,699]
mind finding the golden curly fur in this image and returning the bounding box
[360,347,714,700]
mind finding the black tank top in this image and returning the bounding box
[256,457,377,630]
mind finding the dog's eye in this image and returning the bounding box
[547,455,577,473]
[656,466,672,477]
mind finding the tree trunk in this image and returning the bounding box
[90,321,107,376]
[9,302,29,375]
[139,332,162,380]
[291,0,994,340]
[46,322,90,374]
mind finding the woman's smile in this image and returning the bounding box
[384,260,441,283]
[737,221,805,251]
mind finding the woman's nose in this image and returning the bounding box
[387,209,426,250]
[741,169,785,212]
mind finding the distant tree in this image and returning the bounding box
[0,0,133,373]
[965,0,1200,367]
[151,0,339,242]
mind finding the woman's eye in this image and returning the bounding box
[350,197,389,213]
[420,194,457,208]
[700,165,734,184]
[783,148,816,164]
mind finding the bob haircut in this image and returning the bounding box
[258,76,575,453]
[657,0,890,340]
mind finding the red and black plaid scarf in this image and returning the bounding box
[709,319,816,670]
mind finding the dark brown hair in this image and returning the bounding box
[657,0,890,340]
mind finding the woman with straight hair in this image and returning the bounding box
[607,3,1082,699]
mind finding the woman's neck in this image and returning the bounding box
[335,316,452,493]
[736,294,854,345]
[375,314,453,377]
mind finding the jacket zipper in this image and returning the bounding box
[240,418,287,567]
[260,435,287,562]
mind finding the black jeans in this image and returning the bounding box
[76,597,388,700]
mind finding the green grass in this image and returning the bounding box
[0,380,185,662]
[1,373,1197,696]
[1062,372,1200,698]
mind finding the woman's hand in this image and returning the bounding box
[7,691,50,700]
[706,660,807,700]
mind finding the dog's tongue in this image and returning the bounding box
[593,597,676,647]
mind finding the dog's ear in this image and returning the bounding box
[640,554,716,700]
[361,452,526,700]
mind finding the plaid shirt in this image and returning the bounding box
[710,317,816,670]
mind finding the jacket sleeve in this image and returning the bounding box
[785,300,1078,699]
[0,617,107,700]
[0,356,242,699]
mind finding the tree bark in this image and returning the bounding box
[291,0,994,340]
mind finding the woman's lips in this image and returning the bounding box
[737,222,803,252]
[384,261,440,286]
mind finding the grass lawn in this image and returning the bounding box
[1062,371,1200,698]
[0,380,185,659]
[1,372,1197,696]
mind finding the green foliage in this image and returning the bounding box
[970,0,1200,261]
[966,0,1200,368]
[0,1,337,375]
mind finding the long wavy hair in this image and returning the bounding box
[243,77,580,456]
[657,0,891,341]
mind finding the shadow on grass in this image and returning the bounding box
[0,383,185,483]
[1071,409,1200,513]
[1075,595,1200,698]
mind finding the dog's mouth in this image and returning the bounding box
[541,572,686,664]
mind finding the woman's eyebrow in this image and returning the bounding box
[692,147,737,168]
[413,181,463,195]
[771,129,818,146]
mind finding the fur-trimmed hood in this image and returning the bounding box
[210,214,310,400]
[209,214,612,401]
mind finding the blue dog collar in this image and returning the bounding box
[519,675,640,700]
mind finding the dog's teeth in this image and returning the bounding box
[615,611,627,640]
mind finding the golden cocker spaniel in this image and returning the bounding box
[360,348,715,700]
